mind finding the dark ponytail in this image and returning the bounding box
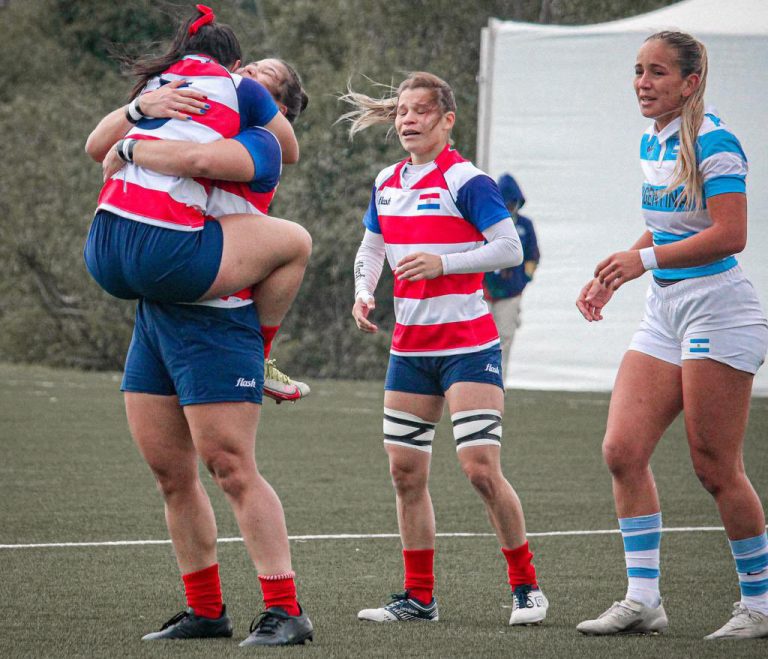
[275,59,308,124]
[128,6,241,100]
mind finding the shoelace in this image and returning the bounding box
[249,609,288,635]
[600,601,635,619]
[389,591,410,603]
[160,610,189,630]
[265,359,291,384]
[512,585,533,609]
[729,602,763,623]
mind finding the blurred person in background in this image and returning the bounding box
[483,173,540,383]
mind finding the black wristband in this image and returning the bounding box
[115,138,137,163]
[126,138,137,162]
[125,97,144,124]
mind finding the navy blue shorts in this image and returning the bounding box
[384,347,504,396]
[84,210,223,303]
[121,299,264,406]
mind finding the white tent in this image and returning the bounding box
[477,0,768,394]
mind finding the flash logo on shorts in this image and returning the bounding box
[235,377,257,388]
[484,364,500,374]
[689,337,710,354]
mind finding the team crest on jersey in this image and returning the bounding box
[416,193,440,212]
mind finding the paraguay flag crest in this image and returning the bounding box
[416,192,440,212]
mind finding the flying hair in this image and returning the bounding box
[126,5,242,100]
[338,72,456,140]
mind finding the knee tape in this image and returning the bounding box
[383,408,436,453]
[451,409,502,451]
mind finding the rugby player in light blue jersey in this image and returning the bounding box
[576,31,768,640]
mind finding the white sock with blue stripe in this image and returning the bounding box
[729,531,768,615]
[619,512,662,608]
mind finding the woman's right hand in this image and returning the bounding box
[137,79,209,121]
[102,144,125,181]
[352,295,378,333]
[576,278,614,322]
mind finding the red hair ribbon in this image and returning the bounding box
[189,4,215,34]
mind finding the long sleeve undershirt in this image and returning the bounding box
[353,217,522,300]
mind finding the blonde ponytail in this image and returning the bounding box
[337,83,399,138]
[648,31,708,210]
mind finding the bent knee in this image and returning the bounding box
[202,451,251,499]
[287,223,312,262]
[150,465,198,500]
[461,462,499,499]
[602,438,649,476]
[389,461,428,495]
[690,445,742,496]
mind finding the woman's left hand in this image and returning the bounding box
[102,145,126,182]
[594,250,644,290]
[394,252,443,281]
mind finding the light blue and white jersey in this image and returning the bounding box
[640,109,747,280]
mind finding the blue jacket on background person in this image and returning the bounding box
[484,174,540,300]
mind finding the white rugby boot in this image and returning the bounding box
[509,585,548,625]
[576,599,668,635]
[263,359,310,404]
[358,591,439,622]
[704,602,768,639]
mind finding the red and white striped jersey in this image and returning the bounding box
[364,145,511,356]
[97,55,277,232]
[195,126,282,309]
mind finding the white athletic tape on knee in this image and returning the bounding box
[451,409,502,451]
[383,407,436,453]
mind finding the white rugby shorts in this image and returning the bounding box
[628,265,768,374]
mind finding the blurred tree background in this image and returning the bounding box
[0,0,674,377]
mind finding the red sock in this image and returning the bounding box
[261,325,280,360]
[502,542,538,588]
[182,563,224,619]
[258,572,300,616]
[403,549,435,604]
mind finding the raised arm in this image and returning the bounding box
[263,111,299,164]
[103,137,254,183]
[84,80,209,163]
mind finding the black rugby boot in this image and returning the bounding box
[239,606,314,646]
[141,606,233,640]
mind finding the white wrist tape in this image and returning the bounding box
[126,97,145,123]
[639,247,658,271]
[355,289,373,304]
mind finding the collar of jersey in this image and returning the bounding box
[652,116,682,145]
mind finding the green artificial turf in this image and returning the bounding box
[1,363,766,657]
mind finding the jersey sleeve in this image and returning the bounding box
[236,77,280,130]
[362,185,381,233]
[455,175,511,232]
[698,128,748,198]
[232,127,282,192]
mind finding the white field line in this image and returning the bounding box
[0,526,731,550]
